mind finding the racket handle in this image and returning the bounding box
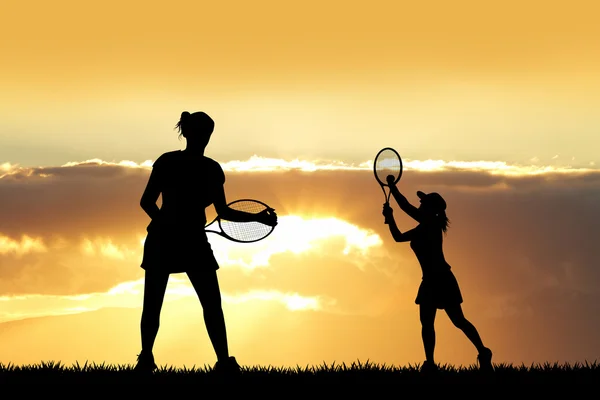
[383,202,393,224]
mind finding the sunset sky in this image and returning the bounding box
[1,0,599,368]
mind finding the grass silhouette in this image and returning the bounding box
[1,359,599,384]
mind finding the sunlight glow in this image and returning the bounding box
[2,157,598,180]
[219,156,365,172]
[0,162,21,179]
[80,237,137,260]
[153,277,332,311]
[402,159,595,176]
[221,290,330,311]
[209,215,383,270]
[56,157,600,176]
[106,280,144,296]
[0,234,47,256]
[61,159,154,168]
[0,278,329,323]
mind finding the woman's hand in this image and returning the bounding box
[382,203,394,224]
[257,208,278,227]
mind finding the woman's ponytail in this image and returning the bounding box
[174,111,191,139]
[437,210,450,234]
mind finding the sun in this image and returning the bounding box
[206,214,383,271]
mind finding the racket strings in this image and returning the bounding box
[375,149,402,184]
[219,200,273,242]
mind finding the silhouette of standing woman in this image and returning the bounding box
[382,175,493,372]
[135,111,277,373]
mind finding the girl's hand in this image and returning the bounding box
[257,208,278,227]
[382,203,394,224]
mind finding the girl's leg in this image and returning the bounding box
[419,305,437,364]
[187,268,230,362]
[140,269,170,355]
[444,304,486,352]
[445,304,493,369]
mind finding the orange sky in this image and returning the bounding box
[1,1,600,368]
[3,1,599,84]
[1,1,600,166]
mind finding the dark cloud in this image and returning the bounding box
[0,161,600,363]
[0,164,148,238]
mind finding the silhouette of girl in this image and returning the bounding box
[135,111,277,373]
[382,175,492,372]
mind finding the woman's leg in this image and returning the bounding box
[419,304,437,364]
[445,304,493,369]
[444,304,486,352]
[140,268,170,355]
[187,268,230,362]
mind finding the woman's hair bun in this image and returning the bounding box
[181,111,191,120]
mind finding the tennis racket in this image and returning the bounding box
[374,147,403,207]
[205,199,276,243]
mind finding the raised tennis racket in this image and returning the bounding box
[205,199,276,243]
[374,147,403,207]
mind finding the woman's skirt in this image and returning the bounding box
[140,223,219,274]
[415,270,463,309]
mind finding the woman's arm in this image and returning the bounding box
[383,203,417,242]
[389,223,418,243]
[140,168,162,221]
[213,185,277,226]
[386,176,422,223]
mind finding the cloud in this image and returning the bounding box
[0,157,600,352]
[0,234,47,256]
[0,277,331,323]
[2,156,597,180]
[80,237,141,260]
[61,159,154,169]
[222,290,334,311]
[210,215,383,271]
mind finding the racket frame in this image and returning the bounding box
[373,147,403,206]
